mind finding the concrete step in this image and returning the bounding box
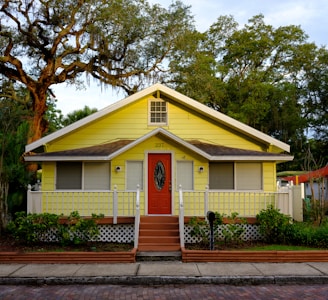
[136,251,181,261]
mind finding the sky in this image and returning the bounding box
[52,0,328,115]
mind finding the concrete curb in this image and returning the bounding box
[1,275,328,286]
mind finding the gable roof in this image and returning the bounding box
[25,128,293,162]
[25,83,290,153]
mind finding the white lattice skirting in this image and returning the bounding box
[40,224,263,243]
[184,224,263,243]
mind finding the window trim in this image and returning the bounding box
[148,99,168,126]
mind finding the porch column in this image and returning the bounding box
[27,185,32,213]
[204,185,209,217]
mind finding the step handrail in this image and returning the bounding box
[178,185,185,248]
[134,185,140,249]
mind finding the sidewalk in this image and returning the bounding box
[1,262,328,285]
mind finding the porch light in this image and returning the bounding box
[198,166,204,173]
[115,166,122,172]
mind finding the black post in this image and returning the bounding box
[207,211,215,250]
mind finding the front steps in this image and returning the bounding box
[137,216,181,252]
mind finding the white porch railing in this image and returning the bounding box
[27,185,136,223]
[180,188,291,217]
[28,185,293,220]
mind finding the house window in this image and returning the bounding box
[209,162,262,190]
[177,161,193,190]
[57,162,82,189]
[209,162,234,189]
[236,163,262,190]
[56,162,110,190]
[149,100,167,125]
[84,162,110,190]
[126,161,143,190]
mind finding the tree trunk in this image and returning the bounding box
[26,88,49,172]
[0,177,9,234]
[27,89,49,145]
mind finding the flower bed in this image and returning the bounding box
[0,248,137,264]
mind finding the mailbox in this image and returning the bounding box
[207,211,215,224]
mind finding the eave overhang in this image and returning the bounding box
[24,128,293,162]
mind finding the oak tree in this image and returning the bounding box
[0,0,193,144]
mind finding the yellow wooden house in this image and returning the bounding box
[25,83,293,251]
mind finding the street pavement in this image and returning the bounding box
[1,283,328,300]
[1,261,328,286]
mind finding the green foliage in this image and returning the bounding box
[188,213,224,247]
[170,14,327,168]
[221,212,247,245]
[7,211,104,245]
[0,88,32,231]
[256,205,291,243]
[188,217,209,246]
[188,208,328,249]
[311,223,328,248]
[283,220,328,248]
[58,211,104,245]
[60,106,98,128]
[7,212,59,244]
[1,0,195,142]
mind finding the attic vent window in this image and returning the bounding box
[149,100,167,125]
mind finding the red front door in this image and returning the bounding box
[148,153,172,214]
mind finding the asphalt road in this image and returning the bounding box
[1,284,328,300]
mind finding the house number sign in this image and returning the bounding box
[154,161,166,190]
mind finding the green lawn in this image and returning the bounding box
[243,244,325,251]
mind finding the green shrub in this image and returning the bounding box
[7,212,59,244]
[58,211,104,245]
[221,212,247,245]
[7,211,104,245]
[283,222,309,245]
[188,216,209,246]
[311,223,328,248]
[256,205,291,243]
[188,212,223,247]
